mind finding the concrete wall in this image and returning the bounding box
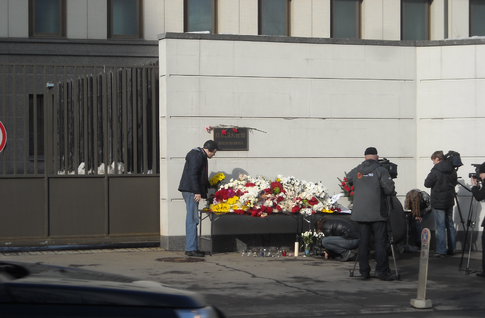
[159,33,418,249]
[160,33,485,250]
[417,41,485,237]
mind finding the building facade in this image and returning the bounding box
[1,0,485,251]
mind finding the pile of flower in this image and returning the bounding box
[206,174,341,217]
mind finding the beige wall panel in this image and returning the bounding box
[87,0,107,39]
[430,0,445,40]
[291,0,312,37]
[165,0,183,32]
[145,0,165,40]
[382,0,400,40]
[362,0,384,40]
[240,0,258,35]
[218,0,239,34]
[0,1,8,37]
[8,0,28,38]
[448,0,469,38]
[312,0,330,38]
[67,0,87,39]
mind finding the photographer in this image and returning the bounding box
[424,150,458,257]
[470,162,485,278]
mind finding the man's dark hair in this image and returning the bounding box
[203,140,219,152]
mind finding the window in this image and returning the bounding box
[29,94,45,158]
[29,0,65,37]
[470,0,485,36]
[331,0,361,39]
[258,0,290,36]
[108,0,143,38]
[401,0,430,40]
[184,0,217,33]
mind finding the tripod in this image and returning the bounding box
[349,195,401,280]
[456,181,479,273]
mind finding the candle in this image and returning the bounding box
[294,242,299,257]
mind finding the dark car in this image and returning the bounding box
[0,261,225,318]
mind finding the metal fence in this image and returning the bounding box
[0,64,159,176]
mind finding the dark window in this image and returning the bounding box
[29,0,65,37]
[401,0,430,40]
[108,0,143,38]
[470,0,485,36]
[29,94,45,158]
[258,0,290,36]
[184,0,217,33]
[331,0,361,39]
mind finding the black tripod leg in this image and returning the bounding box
[349,253,359,277]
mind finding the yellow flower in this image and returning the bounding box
[226,196,239,205]
[209,173,225,186]
[211,203,230,213]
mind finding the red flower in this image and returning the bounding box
[291,206,301,213]
[276,205,282,212]
[245,182,255,187]
[350,192,354,196]
[205,126,211,132]
[276,196,285,203]
[232,128,238,133]
[215,189,229,202]
[307,197,319,206]
[344,185,350,192]
[222,130,227,135]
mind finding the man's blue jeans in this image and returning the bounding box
[358,221,389,276]
[182,191,199,252]
[321,236,358,256]
[434,208,456,255]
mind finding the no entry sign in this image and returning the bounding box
[0,121,7,153]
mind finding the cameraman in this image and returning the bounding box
[424,150,458,257]
[470,162,485,278]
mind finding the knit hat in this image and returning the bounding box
[479,162,485,174]
[364,147,378,155]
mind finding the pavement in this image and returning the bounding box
[1,247,484,318]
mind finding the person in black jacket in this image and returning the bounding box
[471,162,485,277]
[315,217,359,262]
[178,140,218,257]
[424,150,458,257]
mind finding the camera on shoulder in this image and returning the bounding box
[444,150,463,168]
[378,158,398,179]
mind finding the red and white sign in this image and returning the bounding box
[0,121,7,153]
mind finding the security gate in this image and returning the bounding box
[0,64,160,249]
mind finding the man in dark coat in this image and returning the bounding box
[178,140,218,257]
[424,150,457,257]
[346,147,396,281]
[315,217,359,262]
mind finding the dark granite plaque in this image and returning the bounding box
[213,128,249,151]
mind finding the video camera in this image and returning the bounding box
[469,164,481,181]
[444,150,463,168]
[378,158,398,179]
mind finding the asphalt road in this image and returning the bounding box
[1,247,484,317]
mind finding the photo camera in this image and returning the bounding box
[469,164,481,180]
[378,158,398,179]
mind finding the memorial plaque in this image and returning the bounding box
[213,128,248,151]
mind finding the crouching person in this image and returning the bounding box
[315,217,359,262]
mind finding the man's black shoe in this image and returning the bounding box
[446,250,455,256]
[360,274,370,280]
[431,253,445,258]
[377,274,395,281]
[185,250,205,257]
[476,271,485,278]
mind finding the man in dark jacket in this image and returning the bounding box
[346,147,396,281]
[315,217,359,262]
[178,140,218,257]
[424,150,457,257]
[470,162,485,277]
